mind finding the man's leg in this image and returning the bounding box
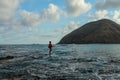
[49,48,52,56]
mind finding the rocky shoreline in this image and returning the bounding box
[0,55,120,80]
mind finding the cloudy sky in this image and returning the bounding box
[1,0,120,44]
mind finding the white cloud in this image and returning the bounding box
[88,10,108,20]
[55,21,79,35]
[113,10,120,24]
[65,0,91,17]
[96,0,120,9]
[87,10,120,24]
[95,10,108,19]
[0,0,21,26]
[113,10,120,19]
[20,10,40,26]
[18,4,61,27]
[65,21,79,31]
[0,2,61,31]
[0,0,91,32]
[40,4,60,22]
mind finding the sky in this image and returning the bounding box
[0,0,120,44]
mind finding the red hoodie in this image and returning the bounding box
[48,43,53,49]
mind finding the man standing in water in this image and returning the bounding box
[48,41,53,56]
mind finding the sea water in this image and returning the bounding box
[0,44,120,80]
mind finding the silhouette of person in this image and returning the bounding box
[48,41,53,56]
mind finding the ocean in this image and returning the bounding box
[0,44,120,80]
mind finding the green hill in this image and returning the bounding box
[59,19,120,44]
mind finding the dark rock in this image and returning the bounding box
[59,19,120,44]
[75,68,94,73]
[0,56,14,60]
[98,69,120,74]
[110,59,120,63]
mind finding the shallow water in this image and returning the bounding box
[0,44,120,80]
